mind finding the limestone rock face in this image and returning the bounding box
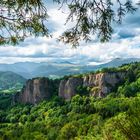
[59,77,83,100]
[83,72,126,97]
[59,72,126,99]
[18,78,54,104]
[16,71,126,103]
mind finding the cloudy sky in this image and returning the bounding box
[1,0,140,64]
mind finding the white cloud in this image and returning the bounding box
[0,34,140,64]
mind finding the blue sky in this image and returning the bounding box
[0,0,140,64]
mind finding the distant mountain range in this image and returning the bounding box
[0,58,139,79]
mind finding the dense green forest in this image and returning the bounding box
[0,62,140,140]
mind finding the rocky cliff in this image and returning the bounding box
[84,72,126,97]
[16,77,59,104]
[59,72,126,100]
[16,72,126,104]
[59,77,83,100]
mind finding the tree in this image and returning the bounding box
[0,0,48,45]
[58,122,79,140]
[0,0,138,46]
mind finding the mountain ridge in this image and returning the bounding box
[0,58,139,79]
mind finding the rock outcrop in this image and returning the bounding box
[83,72,126,97]
[59,77,83,100]
[17,77,58,104]
[16,71,126,104]
[59,72,126,100]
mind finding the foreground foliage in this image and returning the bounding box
[0,0,138,46]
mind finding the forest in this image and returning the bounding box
[0,62,140,140]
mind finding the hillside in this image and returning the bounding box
[0,71,26,90]
[0,62,140,140]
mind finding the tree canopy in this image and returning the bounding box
[0,0,138,46]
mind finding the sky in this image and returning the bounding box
[1,0,140,64]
